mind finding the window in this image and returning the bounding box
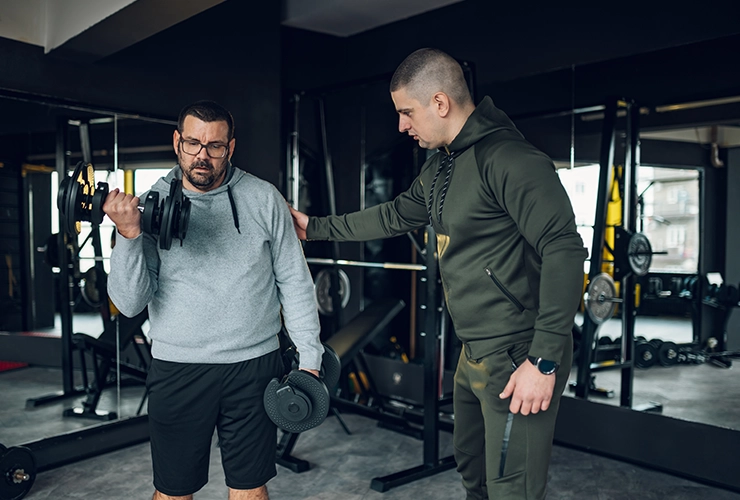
[637,167,699,273]
[557,165,700,274]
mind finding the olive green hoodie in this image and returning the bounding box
[307,96,587,365]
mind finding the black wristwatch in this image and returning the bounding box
[528,356,559,375]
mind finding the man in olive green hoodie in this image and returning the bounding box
[290,48,587,499]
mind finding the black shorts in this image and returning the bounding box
[146,349,284,496]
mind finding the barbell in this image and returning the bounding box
[57,161,191,250]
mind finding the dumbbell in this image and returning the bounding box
[57,161,190,250]
[657,341,680,367]
[263,343,341,434]
[0,445,36,500]
[634,339,657,369]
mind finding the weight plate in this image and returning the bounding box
[80,267,104,308]
[263,370,330,434]
[635,341,657,369]
[59,162,99,237]
[628,232,652,277]
[658,341,679,367]
[314,268,351,316]
[159,181,177,250]
[1,446,36,500]
[585,273,617,324]
[142,191,160,235]
[176,195,191,242]
[90,183,109,226]
[320,343,341,390]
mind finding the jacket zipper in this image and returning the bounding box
[485,268,525,313]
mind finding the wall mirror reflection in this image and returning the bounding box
[0,94,176,451]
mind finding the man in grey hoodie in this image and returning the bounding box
[104,100,323,500]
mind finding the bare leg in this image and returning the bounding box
[228,485,269,499]
[152,491,193,500]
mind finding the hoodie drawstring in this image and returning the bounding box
[227,185,241,234]
[427,150,460,226]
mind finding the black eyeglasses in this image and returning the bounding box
[179,137,229,159]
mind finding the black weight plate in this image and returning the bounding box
[635,342,657,369]
[648,339,664,349]
[628,233,652,277]
[321,343,341,390]
[61,161,87,237]
[90,182,109,225]
[158,181,177,250]
[142,191,160,235]
[176,195,191,243]
[263,371,329,434]
[1,446,36,500]
[658,341,679,367]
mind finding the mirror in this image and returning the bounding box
[0,94,176,449]
[516,97,740,432]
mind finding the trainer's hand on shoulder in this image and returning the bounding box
[103,188,141,239]
[288,205,309,240]
[499,360,556,416]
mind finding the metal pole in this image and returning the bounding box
[305,257,426,271]
[620,102,640,408]
[56,118,75,394]
[422,225,440,465]
[318,98,343,327]
[575,98,618,399]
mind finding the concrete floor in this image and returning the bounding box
[3,312,740,499]
[11,411,740,500]
[1,365,739,499]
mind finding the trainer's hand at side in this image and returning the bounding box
[499,360,556,416]
[289,205,308,240]
[103,188,141,239]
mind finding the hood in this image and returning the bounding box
[445,96,522,154]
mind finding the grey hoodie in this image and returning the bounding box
[107,165,323,370]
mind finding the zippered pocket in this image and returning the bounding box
[485,268,525,313]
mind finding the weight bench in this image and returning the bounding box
[277,297,406,473]
[64,308,150,420]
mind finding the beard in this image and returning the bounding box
[180,154,227,190]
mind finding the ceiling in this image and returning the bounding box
[280,0,465,37]
[0,0,464,62]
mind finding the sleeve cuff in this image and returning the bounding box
[528,329,571,365]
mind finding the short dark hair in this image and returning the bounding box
[177,100,235,140]
[390,48,472,106]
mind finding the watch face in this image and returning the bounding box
[538,359,558,375]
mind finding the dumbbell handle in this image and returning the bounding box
[13,468,30,482]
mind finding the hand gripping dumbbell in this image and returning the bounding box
[57,161,190,250]
[263,341,341,434]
